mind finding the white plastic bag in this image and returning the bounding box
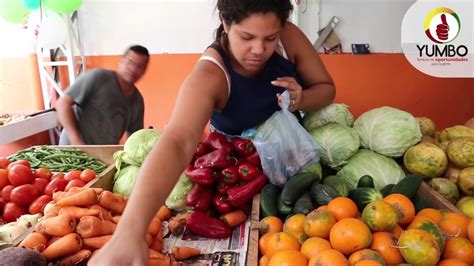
[251,91,320,187]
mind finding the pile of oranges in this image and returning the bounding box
[258,195,474,266]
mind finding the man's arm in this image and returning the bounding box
[56,94,86,145]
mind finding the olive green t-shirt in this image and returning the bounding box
[59,68,144,145]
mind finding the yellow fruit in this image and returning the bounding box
[439,125,474,142]
[416,117,436,137]
[304,209,336,239]
[268,250,307,266]
[458,167,474,196]
[404,143,448,178]
[283,214,307,243]
[447,137,474,168]
[300,237,332,260]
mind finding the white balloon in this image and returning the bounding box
[37,11,67,49]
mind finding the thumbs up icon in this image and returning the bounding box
[436,14,449,41]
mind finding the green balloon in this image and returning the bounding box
[44,0,83,13]
[0,0,31,24]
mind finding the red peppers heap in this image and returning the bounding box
[184,132,267,238]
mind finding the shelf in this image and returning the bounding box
[0,111,59,145]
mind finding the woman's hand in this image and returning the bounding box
[87,231,148,266]
[272,77,303,112]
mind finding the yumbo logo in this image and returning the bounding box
[417,7,468,58]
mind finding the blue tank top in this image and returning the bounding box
[210,44,301,135]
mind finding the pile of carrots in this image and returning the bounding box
[17,187,201,265]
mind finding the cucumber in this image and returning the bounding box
[260,184,280,217]
[310,183,339,206]
[412,193,430,212]
[277,194,293,216]
[281,172,319,205]
[380,184,395,197]
[390,174,424,199]
[357,175,375,188]
[293,192,314,215]
[349,187,383,211]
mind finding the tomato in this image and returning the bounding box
[8,164,34,186]
[0,169,9,191]
[65,179,86,192]
[6,159,30,170]
[32,178,49,194]
[0,157,11,169]
[64,170,82,182]
[51,172,65,180]
[0,198,5,213]
[35,168,52,181]
[28,195,52,214]
[80,169,97,183]
[2,202,27,222]
[2,185,14,201]
[10,184,38,206]
[44,178,68,196]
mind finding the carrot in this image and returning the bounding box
[155,205,172,221]
[220,209,247,228]
[149,248,167,260]
[82,235,113,249]
[76,215,116,238]
[149,257,170,266]
[56,189,98,207]
[112,215,121,224]
[156,229,163,241]
[42,233,82,261]
[90,204,113,221]
[58,249,92,265]
[18,232,48,252]
[150,237,163,253]
[52,191,74,202]
[169,212,190,224]
[35,214,76,236]
[148,218,162,236]
[99,191,126,214]
[171,246,201,260]
[146,233,153,246]
[69,186,104,195]
[59,206,100,219]
[168,220,185,236]
[48,236,61,246]
[43,203,61,217]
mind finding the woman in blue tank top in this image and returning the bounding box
[89,1,335,264]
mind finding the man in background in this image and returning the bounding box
[56,45,149,145]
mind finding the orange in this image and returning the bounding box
[391,224,403,239]
[261,216,283,234]
[329,218,372,256]
[442,237,474,264]
[384,193,415,225]
[439,212,469,238]
[468,218,474,243]
[283,214,307,243]
[348,249,385,266]
[259,255,269,266]
[308,249,349,266]
[317,205,328,211]
[265,232,300,258]
[327,197,358,221]
[407,215,436,230]
[370,231,404,265]
[354,260,383,266]
[304,209,336,239]
[300,237,332,260]
[438,258,470,266]
[268,250,307,266]
[259,233,273,256]
[417,208,443,225]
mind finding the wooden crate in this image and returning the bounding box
[416,181,461,213]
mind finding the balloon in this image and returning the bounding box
[0,0,31,24]
[43,0,83,13]
[37,12,68,49]
[23,0,40,10]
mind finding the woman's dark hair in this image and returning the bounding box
[215,0,293,45]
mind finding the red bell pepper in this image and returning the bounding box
[238,162,261,181]
[186,211,232,238]
[194,149,236,169]
[231,137,256,156]
[185,183,205,207]
[227,174,268,207]
[245,151,262,169]
[194,142,211,157]
[184,166,216,185]
[194,187,213,211]
[237,200,252,215]
[203,132,233,152]
[213,194,233,214]
[216,180,231,195]
[221,166,239,184]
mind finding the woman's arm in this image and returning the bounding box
[280,22,336,112]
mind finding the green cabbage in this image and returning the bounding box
[309,122,360,169]
[336,149,405,190]
[114,129,161,170]
[165,174,194,211]
[303,103,354,131]
[323,175,352,197]
[113,165,140,197]
[354,106,422,157]
[298,161,322,182]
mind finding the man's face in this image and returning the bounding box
[118,50,149,84]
